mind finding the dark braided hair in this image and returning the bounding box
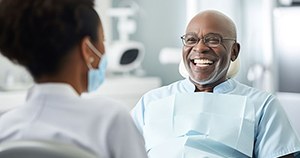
[0,0,101,79]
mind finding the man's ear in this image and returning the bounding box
[231,42,240,61]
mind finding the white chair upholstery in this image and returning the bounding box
[278,93,300,158]
[0,140,97,158]
[277,92,300,138]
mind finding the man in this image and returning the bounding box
[131,10,300,158]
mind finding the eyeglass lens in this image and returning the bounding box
[182,34,222,47]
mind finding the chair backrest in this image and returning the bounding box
[0,140,97,158]
[276,92,300,137]
[277,92,300,158]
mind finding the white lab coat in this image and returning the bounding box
[0,83,147,158]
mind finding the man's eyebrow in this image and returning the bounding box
[204,32,222,36]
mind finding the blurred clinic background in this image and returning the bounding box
[1,0,300,119]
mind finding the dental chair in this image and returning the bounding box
[277,92,300,158]
[0,140,97,158]
[277,92,300,136]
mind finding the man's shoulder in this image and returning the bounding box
[141,79,187,102]
[147,79,186,94]
[233,80,271,94]
[231,79,275,102]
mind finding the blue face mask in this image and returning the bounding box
[86,41,107,92]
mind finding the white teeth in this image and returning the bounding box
[193,59,213,64]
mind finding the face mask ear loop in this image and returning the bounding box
[86,40,103,58]
[86,57,94,70]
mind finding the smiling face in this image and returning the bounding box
[182,10,239,91]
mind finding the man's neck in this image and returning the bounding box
[192,77,228,92]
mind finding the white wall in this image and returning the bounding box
[95,0,112,43]
[0,54,33,91]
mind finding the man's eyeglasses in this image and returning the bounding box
[180,33,236,48]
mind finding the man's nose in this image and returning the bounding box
[193,39,210,52]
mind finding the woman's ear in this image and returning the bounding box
[231,42,240,61]
[80,37,92,63]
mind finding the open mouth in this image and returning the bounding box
[191,58,214,67]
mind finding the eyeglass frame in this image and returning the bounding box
[180,33,236,48]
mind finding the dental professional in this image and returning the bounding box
[0,0,148,157]
[131,10,300,158]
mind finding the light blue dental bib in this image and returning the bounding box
[143,92,255,158]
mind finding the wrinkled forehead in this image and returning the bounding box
[186,13,234,37]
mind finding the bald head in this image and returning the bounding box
[187,10,237,39]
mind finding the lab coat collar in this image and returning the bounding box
[26,83,80,101]
[183,78,236,93]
